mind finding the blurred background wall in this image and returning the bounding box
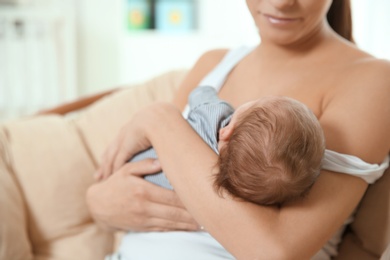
[0,0,389,121]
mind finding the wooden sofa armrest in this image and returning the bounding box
[37,88,120,115]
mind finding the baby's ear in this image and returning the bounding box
[219,127,233,141]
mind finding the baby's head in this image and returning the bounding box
[215,96,325,206]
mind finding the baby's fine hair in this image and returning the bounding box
[215,96,325,206]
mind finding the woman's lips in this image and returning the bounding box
[263,14,300,25]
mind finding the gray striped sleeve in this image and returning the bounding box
[128,86,234,190]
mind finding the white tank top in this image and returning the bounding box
[115,46,389,260]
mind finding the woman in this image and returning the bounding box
[88,0,390,259]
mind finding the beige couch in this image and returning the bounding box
[0,71,389,260]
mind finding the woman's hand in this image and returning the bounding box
[95,102,181,180]
[96,116,150,180]
[87,159,200,232]
[95,103,163,180]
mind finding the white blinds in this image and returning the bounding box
[0,2,77,121]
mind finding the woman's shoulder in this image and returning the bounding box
[349,52,390,78]
[338,42,390,81]
[197,49,230,66]
[172,48,230,110]
[320,46,390,162]
[324,39,390,95]
[337,52,390,98]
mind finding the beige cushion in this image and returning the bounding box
[0,129,33,260]
[0,70,185,260]
[2,115,112,259]
[75,69,186,165]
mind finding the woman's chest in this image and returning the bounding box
[218,65,338,117]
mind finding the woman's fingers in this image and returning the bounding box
[112,147,136,174]
[88,160,199,232]
[100,147,117,179]
[120,158,162,177]
[97,134,123,180]
[119,160,186,208]
[145,202,199,231]
[125,187,199,231]
[98,124,148,179]
[146,217,200,232]
[118,161,199,231]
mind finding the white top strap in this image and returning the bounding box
[322,149,389,184]
[198,46,255,91]
[183,46,254,118]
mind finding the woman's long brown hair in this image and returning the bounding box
[327,0,354,42]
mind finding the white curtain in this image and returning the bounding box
[352,0,390,59]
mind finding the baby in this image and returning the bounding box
[108,86,325,259]
[129,85,325,206]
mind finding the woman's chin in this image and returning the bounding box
[259,29,314,48]
[260,35,301,47]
